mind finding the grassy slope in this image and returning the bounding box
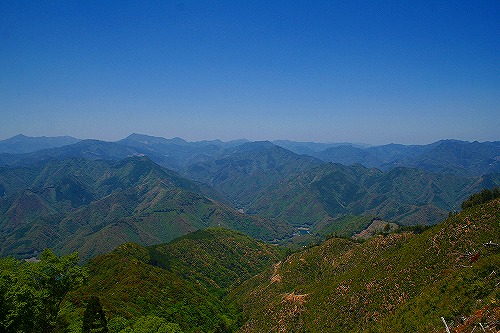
[230,198,500,332]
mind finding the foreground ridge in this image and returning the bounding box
[230,198,500,332]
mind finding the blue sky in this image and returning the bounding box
[1,1,498,144]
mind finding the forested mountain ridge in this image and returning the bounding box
[180,141,322,207]
[0,157,290,260]
[0,134,498,260]
[1,192,498,332]
[63,228,282,332]
[247,162,500,230]
[230,197,500,332]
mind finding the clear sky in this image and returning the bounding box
[1,1,498,145]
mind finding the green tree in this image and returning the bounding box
[33,249,88,331]
[83,296,108,333]
[119,315,183,333]
[0,267,41,332]
[0,249,87,332]
[461,187,500,209]
[107,316,129,333]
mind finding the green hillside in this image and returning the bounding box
[230,198,500,332]
[248,163,499,233]
[181,141,321,208]
[0,157,291,260]
[1,194,498,332]
[149,228,283,296]
[63,228,281,333]
[67,242,236,332]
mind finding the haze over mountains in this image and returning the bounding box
[0,134,80,154]
[1,134,498,175]
[0,133,498,260]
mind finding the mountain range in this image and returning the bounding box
[2,134,499,176]
[0,157,289,260]
[0,134,499,260]
[311,140,500,176]
[0,133,499,332]
[28,196,498,332]
[248,163,499,228]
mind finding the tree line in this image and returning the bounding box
[461,187,500,210]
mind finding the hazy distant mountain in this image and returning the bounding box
[181,141,322,207]
[0,134,80,154]
[313,145,383,167]
[383,140,500,176]
[311,140,500,176]
[273,139,370,156]
[117,133,237,170]
[0,139,145,167]
[366,142,436,162]
[0,157,290,260]
[119,133,248,148]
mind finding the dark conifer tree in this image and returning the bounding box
[82,296,108,333]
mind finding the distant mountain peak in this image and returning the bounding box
[123,133,149,140]
[0,134,81,154]
[11,134,29,139]
[120,133,189,146]
[237,141,275,150]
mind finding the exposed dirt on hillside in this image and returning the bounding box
[353,219,399,240]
